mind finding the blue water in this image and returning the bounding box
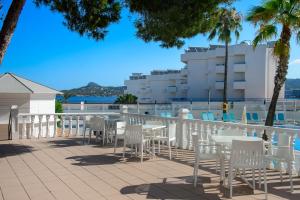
[56,96,118,104]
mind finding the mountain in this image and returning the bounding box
[61,82,125,97]
[285,79,300,90]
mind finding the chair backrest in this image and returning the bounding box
[201,112,209,121]
[252,113,259,121]
[116,121,126,135]
[275,133,295,161]
[193,131,219,160]
[246,113,252,121]
[207,112,215,121]
[187,113,194,119]
[273,113,277,121]
[124,125,143,145]
[165,112,172,118]
[160,112,166,118]
[277,113,285,121]
[229,112,235,121]
[230,140,265,168]
[168,123,176,139]
[89,116,105,131]
[223,113,229,122]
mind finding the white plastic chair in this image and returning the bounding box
[114,121,126,153]
[123,124,149,163]
[193,130,222,187]
[265,132,295,192]
[86,116,105,144]
[228,140,267,199]
[153,123,176,159]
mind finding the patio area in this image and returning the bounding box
[0,137,299,200]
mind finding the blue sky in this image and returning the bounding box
[1,0,300,90]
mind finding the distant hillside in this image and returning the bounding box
[61,82,125,97]
[286,79,300,90]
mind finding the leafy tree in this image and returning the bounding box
[126,0,232,48]
[247,0,300,132]
[115,94,138,104]
[55,100,63,113]
[0,0,121,64]
[34,0,121,40]
[208,7,242,113]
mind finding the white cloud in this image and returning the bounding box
[290,59,300,65]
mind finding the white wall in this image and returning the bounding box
[30,93,56,114]
[0,93,30,124]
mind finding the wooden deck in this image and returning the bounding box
[0,138,299,200]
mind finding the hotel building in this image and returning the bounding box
[125,42,284,103]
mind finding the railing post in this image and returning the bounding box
[38,115,43,138]
[30,115,35,138]
[177,108,190,149]
[121,105,128,123]
[46,115,50,138]
[76,115,80,136]
[61,115,65,137]
[22,115,27,139]
[54,115,57,138]
[69,115,73,136]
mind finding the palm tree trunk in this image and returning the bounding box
[223,41,228,113]
[264,25,291,139]
[0,0,26,64]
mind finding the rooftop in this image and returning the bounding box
[0,137,299,200]
[0,73,62,94]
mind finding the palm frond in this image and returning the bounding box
[253,24,277,47]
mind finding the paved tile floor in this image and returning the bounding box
[0,137,299,200]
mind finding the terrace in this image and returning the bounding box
[1,108,300,200]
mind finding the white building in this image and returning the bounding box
[125,42,283,103]
[124,69,188,103]
[182,42,283,101]
[0,73,62,140]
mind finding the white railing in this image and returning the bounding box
[14,109,300,175]
[123,111,300,175]
[16,112,120,139]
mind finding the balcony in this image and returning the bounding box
[215,81,224,90]
[215,64,225,73]
[234,63,247,72]
[234,80,246,89]
[167,86,177,93]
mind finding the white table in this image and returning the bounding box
[142,124,166,157]
[211,135,263,182]
[212,135,262,145]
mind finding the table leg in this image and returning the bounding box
[152,137,155,158]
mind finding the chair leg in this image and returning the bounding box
[288,162,293,192]
[140,143,143,163]
[123,140,126,159]
[158,139,160,154]
[259,168,262,188]
[168,141,171,160]
[263,167,268,200]
[193,149,200,188]
[252,168,255,190]
[88,130,91,144]
[114,136,118,154]
[229,167,233,199]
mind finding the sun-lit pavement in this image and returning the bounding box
[0,138,299,200]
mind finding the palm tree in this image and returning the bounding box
[0,0,26,64]
[247,0,300,132]
[208,7,242,113]
[115,94,137,104]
